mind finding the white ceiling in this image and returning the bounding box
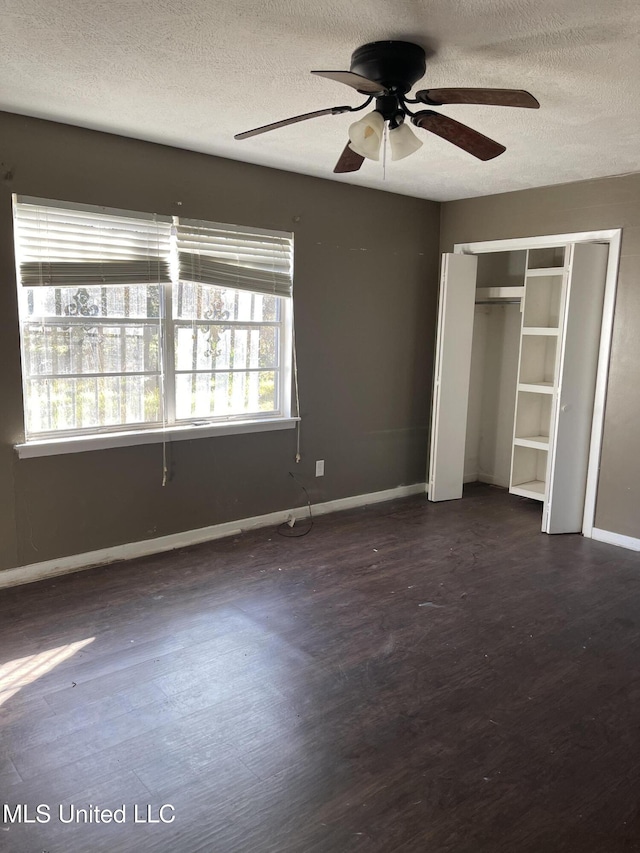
[2,0,639,202]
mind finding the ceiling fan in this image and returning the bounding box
[235,40,539,173]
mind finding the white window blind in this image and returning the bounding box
[12,195,294,444]
[14,197,172,286]
[176,218,293,297]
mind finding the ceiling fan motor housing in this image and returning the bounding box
[350,41,426,93]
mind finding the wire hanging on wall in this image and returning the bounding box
[292,317,302,464]
[277,471,313,537]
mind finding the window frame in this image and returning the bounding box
[13,197,296,456]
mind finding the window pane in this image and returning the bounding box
[15,206,293,441]
[174,325,278,372]
[175,282,279,322]
[25,376,161,435]
[23,324,160,375]
[25,285,161,319]
[175,371,277,420]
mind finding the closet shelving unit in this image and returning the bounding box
[429,234,613,535]
[509,247,567,501]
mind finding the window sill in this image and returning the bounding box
[15,417,299,459]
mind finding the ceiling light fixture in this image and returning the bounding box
[348,109,424,163]
[347,110,385,160]
[389,121,423,161]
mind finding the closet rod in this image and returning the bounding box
[475,300,522,305]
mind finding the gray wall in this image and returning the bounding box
[441,174,640,538]
[0,111,441,572]
[2,109,636,575]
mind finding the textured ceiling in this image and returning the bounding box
[1,0,639,201]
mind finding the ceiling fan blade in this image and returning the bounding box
[416,88,540,109]
[311,70,388,96]
[235,106,351,140]
[333,143,364,174]
[413,111,506,160]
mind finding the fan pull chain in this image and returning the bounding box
[382,124,388,180]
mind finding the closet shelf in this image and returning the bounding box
[518,382,554,395]
[514,435,550,450]
[476,286,524,301]
[521,327,560,336]
[525,267,567,277]
[510,480,546,501]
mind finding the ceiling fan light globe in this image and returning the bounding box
[348,110,384,160]
[389,123,423,161]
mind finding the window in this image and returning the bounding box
[13,197,294,448]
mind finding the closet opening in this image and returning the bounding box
[428,230,622,537]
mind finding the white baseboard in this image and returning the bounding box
[0,482,427,590]
[591,527,640,552]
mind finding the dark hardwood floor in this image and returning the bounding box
[2,484,640,852]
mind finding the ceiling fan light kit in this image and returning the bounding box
[235,40,540,174]
[347,110,384,160]
[389,122,423,161]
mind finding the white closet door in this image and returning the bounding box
[428,253,478,501]
[544,242,609,533]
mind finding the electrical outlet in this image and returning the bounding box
[315,459,325,477]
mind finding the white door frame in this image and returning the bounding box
[453,228,622,539]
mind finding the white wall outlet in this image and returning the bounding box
[315,459,325,477]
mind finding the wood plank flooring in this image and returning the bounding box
[2,484,640,852]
